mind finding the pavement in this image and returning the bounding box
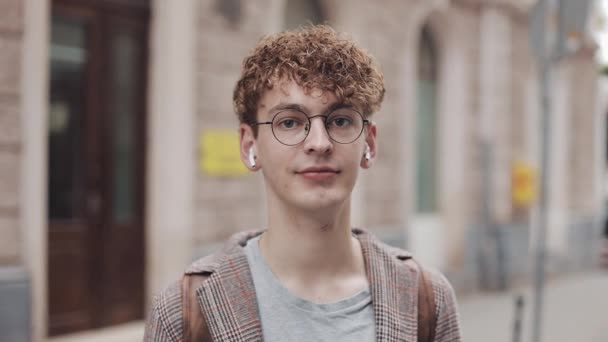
[458,270,608,342]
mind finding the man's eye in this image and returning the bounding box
[278,119,300,129]
[328,117,352,128]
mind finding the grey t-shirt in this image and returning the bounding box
[244,235,376,342]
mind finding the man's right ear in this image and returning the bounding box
[240,123,259,171]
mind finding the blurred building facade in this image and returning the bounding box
[0,0,604,340]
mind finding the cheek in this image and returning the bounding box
[334,148,364,179]
[261,147,294,176]
[343,146,365,165]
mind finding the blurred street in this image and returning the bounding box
[3,0,608,340]
[459,271,608,342]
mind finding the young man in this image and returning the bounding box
[145,25,461,341]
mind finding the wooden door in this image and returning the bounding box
[47,0,149,336]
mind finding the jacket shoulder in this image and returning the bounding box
[144,280,184,342]
[185,252,222,275]
[420,266,462,341]
[358,229,413,260]
[184,229,264,275]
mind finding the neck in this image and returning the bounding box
[260,194,364,282]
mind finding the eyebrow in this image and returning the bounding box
[267,103,309,114]
[267,102,352,116]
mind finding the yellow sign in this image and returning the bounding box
[512,161,537,207]
[200,131,249,177]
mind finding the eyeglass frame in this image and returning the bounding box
[252,107,370,146]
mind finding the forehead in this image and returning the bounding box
[257,79,340,118]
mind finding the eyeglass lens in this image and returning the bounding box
[271,109,364,145]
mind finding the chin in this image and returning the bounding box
[292,189,349,212]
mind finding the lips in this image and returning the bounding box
[298,166,339,173]
[296,166,340,181]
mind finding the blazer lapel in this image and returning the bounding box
[356,229,419,342]
[196,232,264,342]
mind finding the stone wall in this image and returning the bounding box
[194,0,282,246]
[0,0,23,266]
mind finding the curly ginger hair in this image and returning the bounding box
[233,25,385,133]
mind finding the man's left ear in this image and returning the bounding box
[361,122,377,168]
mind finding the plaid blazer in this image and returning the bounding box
[144,228,461,341]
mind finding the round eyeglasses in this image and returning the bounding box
[254,108,369,146]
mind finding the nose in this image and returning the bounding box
[303,116,333,155]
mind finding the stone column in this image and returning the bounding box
[435,5,477,275]
[545,63,570,255]
[567,48,602,217]
[147,0,197,298]
[20,0,50,340]
[479,5,512,224]
[477,4,512,289]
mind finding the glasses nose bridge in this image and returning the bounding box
[304,114,332,144]
[305,114,330,134]
[307,114,329,125]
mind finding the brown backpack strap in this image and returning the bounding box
[411,260,437,342]
[181,274,212,342]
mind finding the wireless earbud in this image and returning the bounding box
[248,148,257,168]
[364,144,371,161]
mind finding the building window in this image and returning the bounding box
[416,24,439,213]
